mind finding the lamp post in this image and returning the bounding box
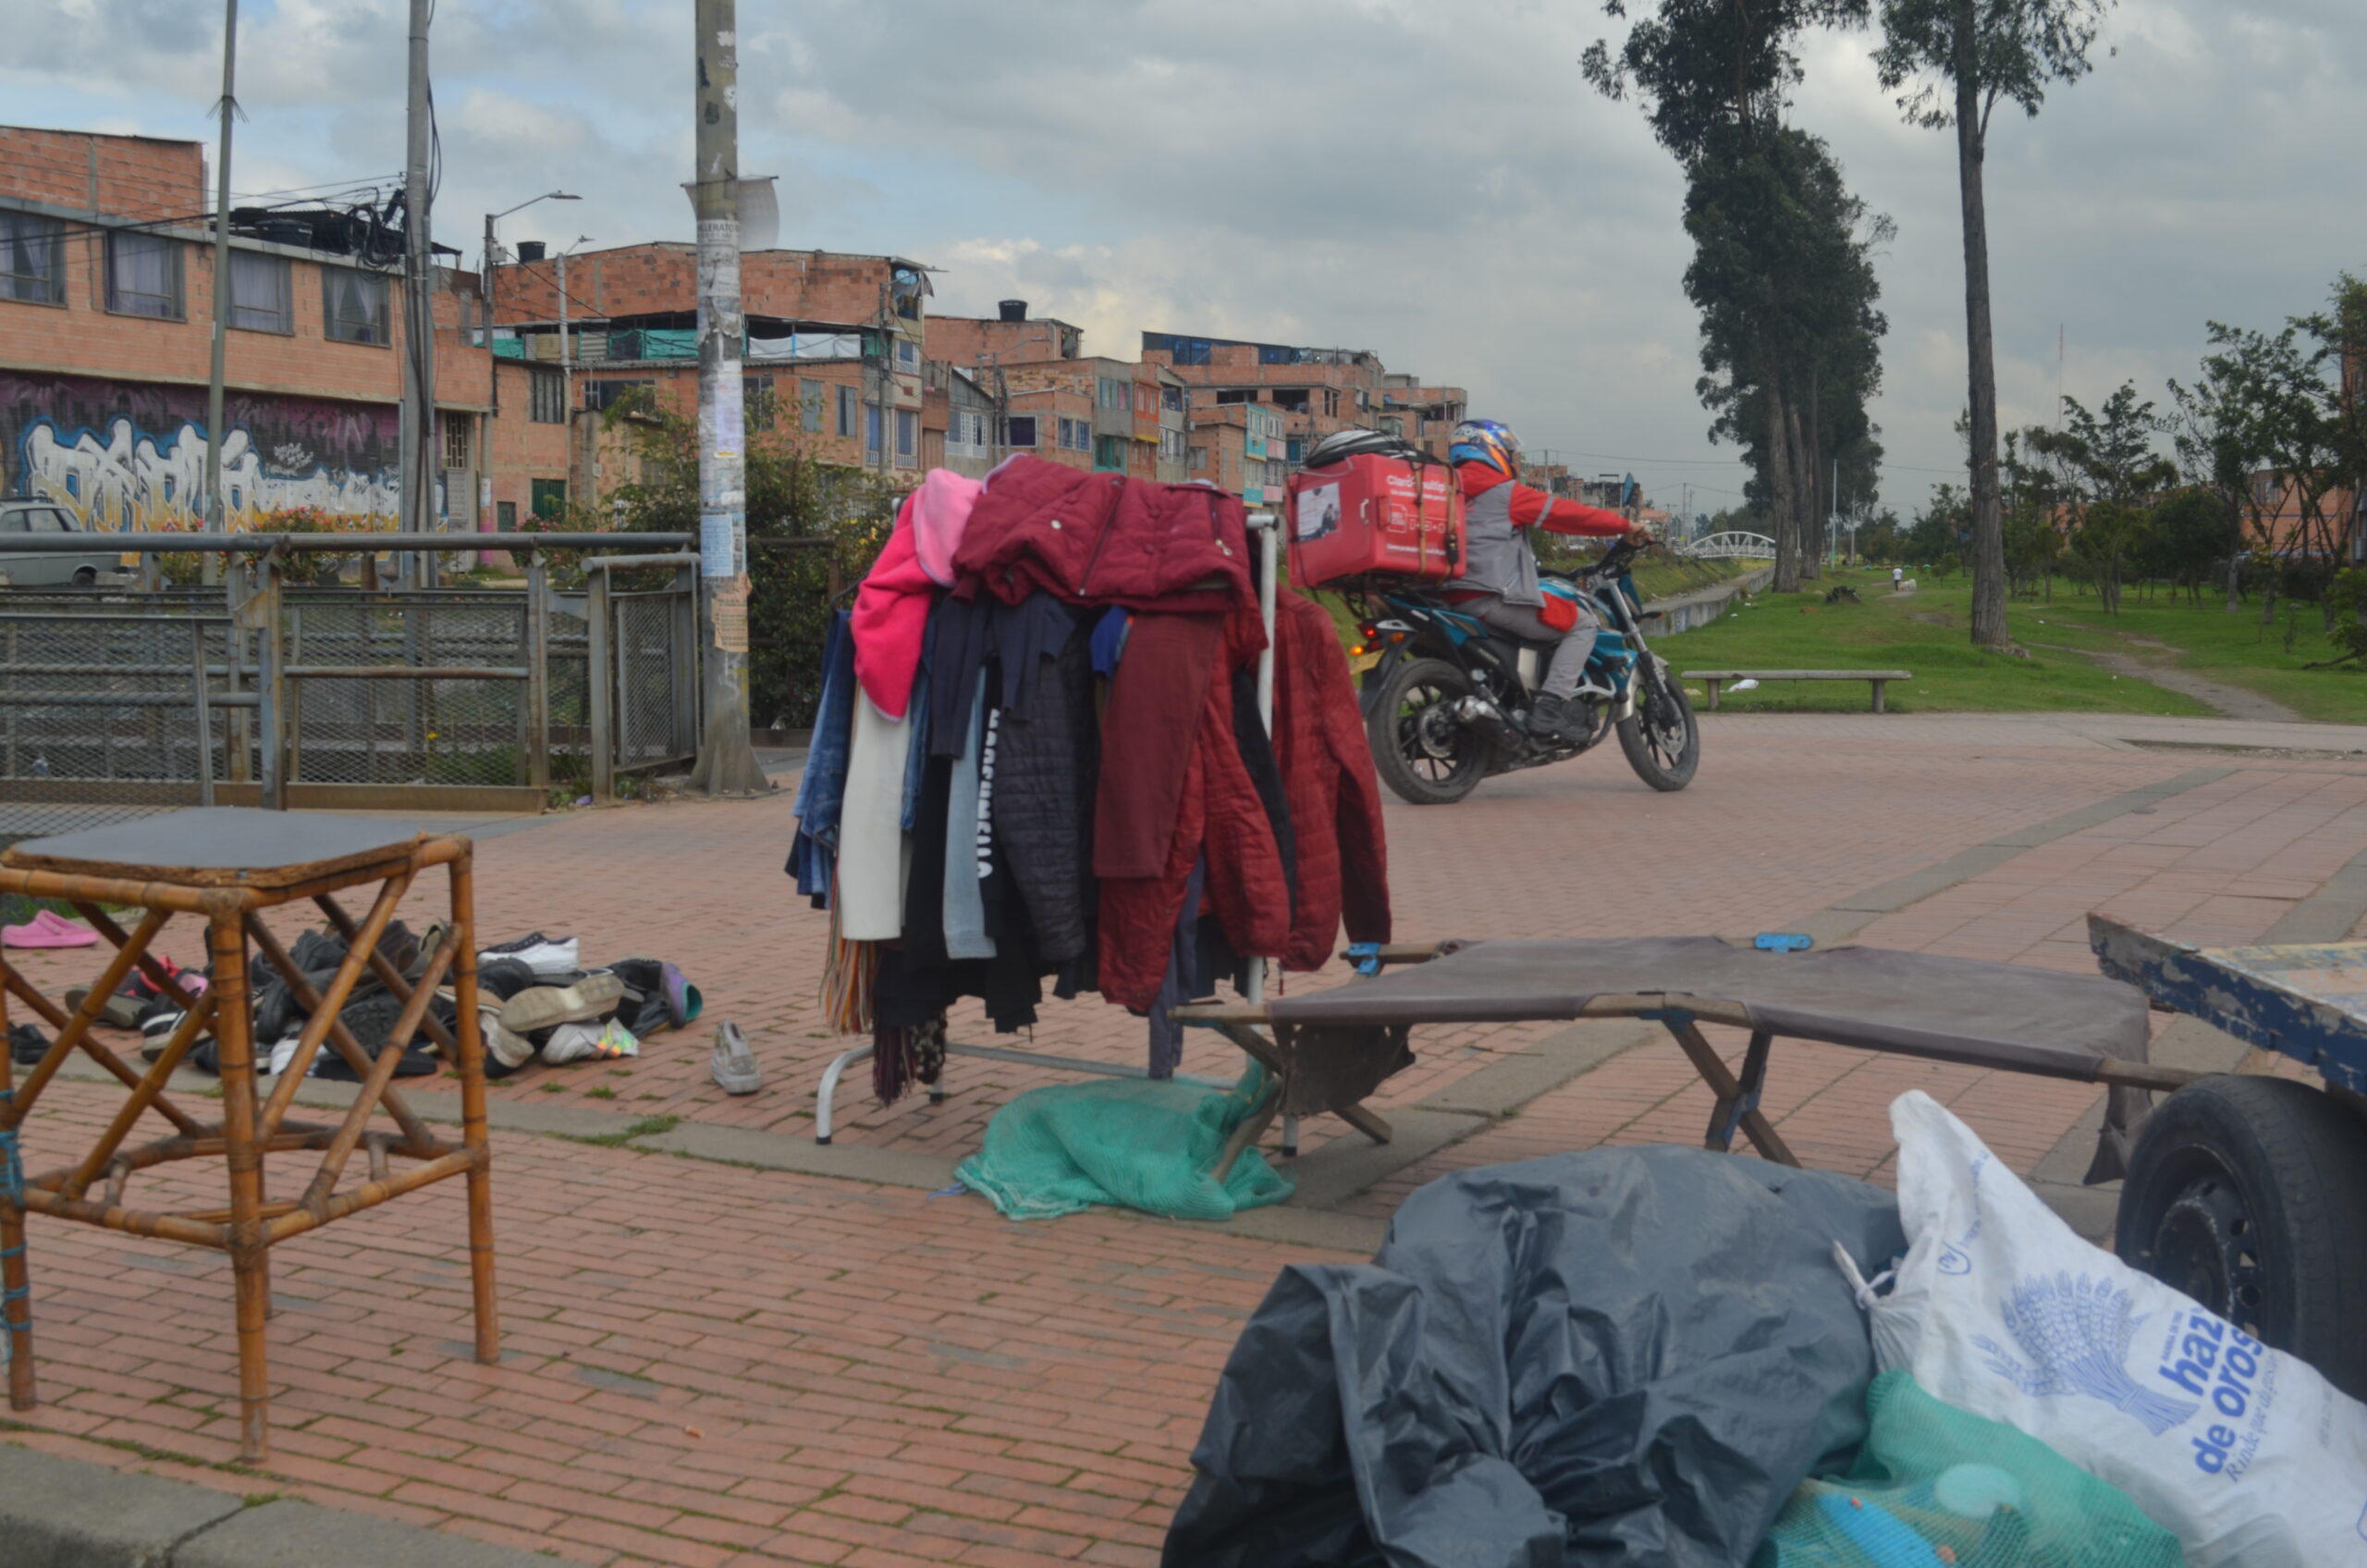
[482,190,578,402]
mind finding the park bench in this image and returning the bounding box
[1682,668,1913,714]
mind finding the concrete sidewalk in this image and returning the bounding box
[3,710,2364,1566]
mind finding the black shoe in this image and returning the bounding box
[10,1023,47,1066]
[473,957,539,1003]
[1526,692,1587,743]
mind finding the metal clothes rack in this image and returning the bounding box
[813,512,1302,1154]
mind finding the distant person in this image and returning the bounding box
[1441,419,1651,742]
[1892,565,1904,591]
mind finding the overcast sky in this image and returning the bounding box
[6,0,2359,519]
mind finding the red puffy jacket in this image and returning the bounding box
[952,456,1252,611]
[1097,597,1288,1011]
[1272,592,1392,970]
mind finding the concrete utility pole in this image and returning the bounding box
[686,0,767,795]
[202,0,239,547]
[398,0,436,577]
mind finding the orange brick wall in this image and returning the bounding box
[491,245,914,333]
[0,127,202,221]
[926,315,1083,368]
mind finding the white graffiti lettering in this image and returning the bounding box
[19,417,399,532]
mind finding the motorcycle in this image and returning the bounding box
[1348,536,1700,805]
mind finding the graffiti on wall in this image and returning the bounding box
[0,372,406,532]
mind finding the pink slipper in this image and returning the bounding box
[3,911,99,949]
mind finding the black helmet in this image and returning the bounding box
[1303,428,1424,468]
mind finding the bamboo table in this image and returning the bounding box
[0,808,497,1463]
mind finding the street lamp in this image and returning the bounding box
[482,190,580,344]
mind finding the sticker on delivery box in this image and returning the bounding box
[1296,482,1343,542]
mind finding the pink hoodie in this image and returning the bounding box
[852,468,984,717]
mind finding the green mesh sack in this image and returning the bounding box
[954,1064,1293,1222]
[1755,1371,2186,1568]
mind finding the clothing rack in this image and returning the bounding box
[812,513,1303,1153]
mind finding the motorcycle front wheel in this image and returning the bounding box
[1367,656,1490,805]
[1615,656,1699,791]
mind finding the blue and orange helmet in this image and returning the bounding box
[1448,419,1521,479]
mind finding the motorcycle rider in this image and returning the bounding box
[1443,419,1653,741]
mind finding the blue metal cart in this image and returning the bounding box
[2088,913,2367,1399]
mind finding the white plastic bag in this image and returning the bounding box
[1858,1090,2367,1567]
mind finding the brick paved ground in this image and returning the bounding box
[4,708,2366,1564]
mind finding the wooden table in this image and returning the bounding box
[0,808,497,1462]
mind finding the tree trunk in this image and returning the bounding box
[1800,367,1824,581]
[1788,392,1821,582]
[1766,373,1803,594]
[1952,4,2008,646]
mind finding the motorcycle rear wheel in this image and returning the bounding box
[1615,657,1699,791]
[1367,656,1490,805]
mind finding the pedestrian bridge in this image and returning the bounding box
[1681,532,1777,560]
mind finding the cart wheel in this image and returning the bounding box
[2116,1074,2367,1399]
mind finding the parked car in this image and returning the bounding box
[0,501,117,587]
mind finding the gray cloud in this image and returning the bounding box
[2,0,2360,514]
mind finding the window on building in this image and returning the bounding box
[583,379,652,412]
[222,249,292,333]
[895,339,919,373]
[1379,415,1404,437]
[443,418,470,470]
[1098,377,1129,410]
[497,500,517,531]
[1159,429,1184,461]
[0,213,66,304]
[530,478,567,520]
[865,405,883,456]
[744,374,774,431]
[895,409,916,465]
[837,385,857,437]
[105,231,184,319]
[529,369,566,423]
[1163,385,1184,411]
[323,265,391,344]
[802,380,825,434]
[1001,415,1038,448]
[1188,446,1208,472]
[1286,437,1306,464]
[1094,435,1127,472]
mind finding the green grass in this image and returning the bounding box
[1663,567,2216,717]
[1992,582,2367,726]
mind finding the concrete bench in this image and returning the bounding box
[1682,669,1913,714]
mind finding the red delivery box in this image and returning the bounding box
[1286,454,1465,587]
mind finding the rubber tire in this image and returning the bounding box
[1615,658,1699,791]
[2116,1075,2367,1400]
[1366,656,1488,806]
[70,567,95,587]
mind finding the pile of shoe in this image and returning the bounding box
[473,932,700,1079]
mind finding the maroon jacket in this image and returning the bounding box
[952,457,1253,611]
[1098,598,1290,1011]
[1272,592,1392,970]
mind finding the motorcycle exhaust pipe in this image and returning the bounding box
[1451,694,1515,742]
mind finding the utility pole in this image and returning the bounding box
[202,0,239,563]
[398,0,436,583]
[686,0,767,795]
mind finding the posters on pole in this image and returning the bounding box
[712,572,751,654]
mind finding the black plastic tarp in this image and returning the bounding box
[1164,1147,1907,1568]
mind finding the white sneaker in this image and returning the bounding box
[710,1022,760,1096]
[478,932,580,976]
[480,1008,534,1073]
[542,1018,638,1065]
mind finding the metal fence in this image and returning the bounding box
[0,533,696,846]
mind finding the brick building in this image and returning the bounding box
[924,302,1084,370]
[486,242,936,510]
[1185,399,1288,507]
[0,125,563,534]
